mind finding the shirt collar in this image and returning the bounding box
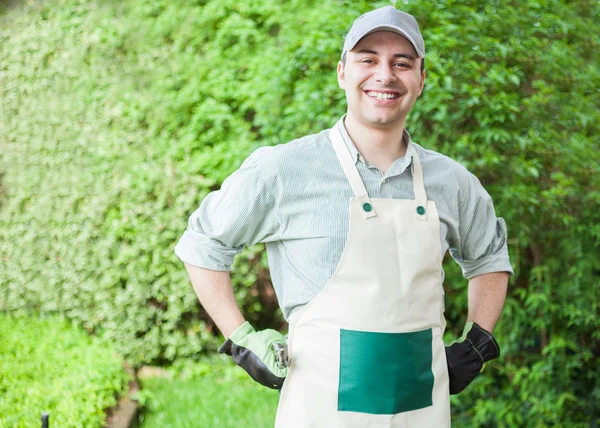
[336,115,415,170]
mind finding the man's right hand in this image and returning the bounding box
[218,321,288,390]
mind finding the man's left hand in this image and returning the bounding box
[445,322,500,395]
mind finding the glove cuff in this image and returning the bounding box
[229,321,255,344]
[218,338,233,355]
[466,322,500,362]
[218,321,254,356]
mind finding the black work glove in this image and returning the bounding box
[218,321,288,390]
[445,322,500,395]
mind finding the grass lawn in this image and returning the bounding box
[138,357,279,428]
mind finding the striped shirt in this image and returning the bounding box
[175,119,513,320]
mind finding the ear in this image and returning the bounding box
[418,69,426,96]
[337,61,346,90]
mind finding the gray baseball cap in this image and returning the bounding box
[341,6,425,60]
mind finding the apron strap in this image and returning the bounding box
[329,125,377,219]
[330,120,430,221]
[410,145,428,221]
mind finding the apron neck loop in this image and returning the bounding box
[329,124,377,219]
[329,120,430,221]
[410,145,428,221]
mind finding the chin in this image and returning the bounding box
[365,115,401,127]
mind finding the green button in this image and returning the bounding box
[362,203,372,213]
[416,205,426,215]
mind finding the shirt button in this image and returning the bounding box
[416,206,426,215]
[363,203,373,213]
[382,179,387,184]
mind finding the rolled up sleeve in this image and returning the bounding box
[175,150,281,271]
[449,172,514,279]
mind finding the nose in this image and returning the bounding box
[375,63,396,85]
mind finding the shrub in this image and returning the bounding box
[0,314,129,428]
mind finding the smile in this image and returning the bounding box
[364,90,400,100]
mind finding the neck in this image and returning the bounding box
[343,113,408,174]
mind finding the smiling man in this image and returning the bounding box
[175,6,512,427]
[339,29,425,173]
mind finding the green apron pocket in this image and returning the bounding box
[338,328,434,414]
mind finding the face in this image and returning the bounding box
[337,31,426,130]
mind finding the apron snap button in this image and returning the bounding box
[362,203,373,213]
[416,205,426,215]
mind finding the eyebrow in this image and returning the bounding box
[355,49,416,61]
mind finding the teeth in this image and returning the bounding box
[367,91,398,100]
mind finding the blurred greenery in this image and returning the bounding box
[0,314,129,427]
[1,0,599,426]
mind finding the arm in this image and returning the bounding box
[175,148,280,338]
[175,150,288,389]
[184,263,244,339]
[445,169,513,394]
[446,272,508,395]
[183,262,287,390]
[467,271,509,334]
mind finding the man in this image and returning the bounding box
[175,5,512,427]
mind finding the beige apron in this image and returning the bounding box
[274,122,450,428]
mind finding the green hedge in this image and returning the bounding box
[0,315,129,428]
[1,0,598,425]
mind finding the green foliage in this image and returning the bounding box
[1,0,599,425]
[138,357,278,427]
[0,314,129,428]
[404,1,600,426]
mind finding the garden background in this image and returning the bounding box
[1,0,598,426]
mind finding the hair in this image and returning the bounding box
[341,52,425,74]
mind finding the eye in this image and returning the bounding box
[394,62,410,68]
[360,59,375,64]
